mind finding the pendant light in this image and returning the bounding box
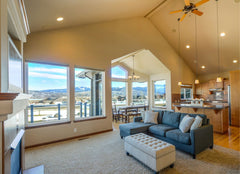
[194,15,200,84]
[177,18,183,86]
[216,0,222,83]
[128,55,140,80]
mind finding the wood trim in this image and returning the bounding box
[0,93,19,100]
[25,121,71,129]
[2,122,4,174]
[73,116,107,123]
[25,129,113,149]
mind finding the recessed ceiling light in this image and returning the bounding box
[186,45,190,49]
[57,17,64,22]
[201,65,205,69]
[233,60,238,63]
[220,32,226,37]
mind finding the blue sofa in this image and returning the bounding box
[119,110,213,158]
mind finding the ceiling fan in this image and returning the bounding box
[170,0,209,22]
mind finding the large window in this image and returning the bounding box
[111,66,127,79]
[132,82,148,105]
[75,68,104,119]
[153,80,166,107]
[112,81,127,107]
[27,62,68,124]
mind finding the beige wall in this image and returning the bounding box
[24,17,195,146]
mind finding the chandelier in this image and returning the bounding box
[128,55,140,80]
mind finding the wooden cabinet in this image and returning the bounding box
[208,80,215,89]
[195,84,202,95]
[230,70,240,127]
[195,79,228,101]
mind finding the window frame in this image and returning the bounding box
[111,81,128,107]
[111,65,128,80]
[25,60,70,126]
[180,87,193,100]
[131,81,148,106]
[152,79,167,108]
[74,65,106,121]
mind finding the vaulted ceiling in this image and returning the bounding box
[150,0,240,75]
[24,0,163,32]
[24,0,240,75]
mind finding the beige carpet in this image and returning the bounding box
[25,130,240,174]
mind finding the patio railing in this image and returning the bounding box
[28,102,91,123]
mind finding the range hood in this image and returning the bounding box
[209,88,223,91]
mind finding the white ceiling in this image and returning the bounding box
[24,0,163,32]
[24,0,240,75]
[112,50,169,75]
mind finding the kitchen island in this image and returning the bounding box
[173,104,229,133]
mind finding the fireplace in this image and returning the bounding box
[0,93,30,174]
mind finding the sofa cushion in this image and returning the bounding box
[190,116,203,130]
[119,122,152,135]
[180,113,207,125]
[144,111,158,124]
[166,129,191,145]
[162,111,181,128]
[148,124,176,137]
[179,115,195,133]
[153,110,164,124]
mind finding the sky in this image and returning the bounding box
[28,63,165,91]
[28,63,90,90]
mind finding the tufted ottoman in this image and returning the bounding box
[124,133,175,174]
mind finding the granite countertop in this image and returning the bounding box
[173,103,229,109]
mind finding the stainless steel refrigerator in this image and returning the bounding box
[228,85,231,125]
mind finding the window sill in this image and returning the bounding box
[25,120,71,129]
[152,107,167,110]
[74,116,106,123]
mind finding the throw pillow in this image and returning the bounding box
[179,115,195,133]
[144,111,158,124]
[141,111,146,121]
[190,116,203,130]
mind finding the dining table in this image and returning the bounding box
[117,105,149,123]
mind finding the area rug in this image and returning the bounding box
[25,130,240,174]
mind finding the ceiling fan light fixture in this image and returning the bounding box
[201,65,205,69]
[186,45,190,49]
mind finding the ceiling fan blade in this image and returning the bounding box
[180,13,187,22]
[184,0,190,6]
[170,9,183,14]
[195,0,210,7]
[192,10,203,16]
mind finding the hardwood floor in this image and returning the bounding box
[214,126,240,151]
[113,121,240,151]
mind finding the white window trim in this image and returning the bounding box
[25,61,70,126]
[74,66,106,120]
[152,80,167,109]
[131,81,148,105]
